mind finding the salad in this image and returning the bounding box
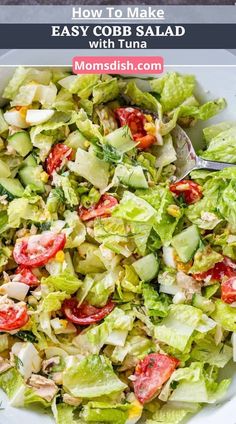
[0,67,235,424]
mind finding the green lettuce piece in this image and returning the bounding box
[7,197,48,228]
[191,336,232,368]
[120,265,141,294]
[53,174,78,207]
[42,291,69,312]
[68,148,109,190]
[94,217,134,258]
[59,74,100,98]
[63,354,127,398]
[53,88,75,112]
[11,82,57,108]
[190,246,223,274]
[30,117,70,160]
[154,304,203,351]
[153,134,177,168]
[96,105,118,135]
[81,401,129,423]
[136,186,181,245]
[124,81,159,113]
[202,125,236,163]
[79,99,93,116]
[203,121,235,145]
[3,67,51,99]
[142,283,170,317]
[24,386,51,408]
[0,110,8,134]
[218,179,236,232]
[43,270,82,294]
[63,210,86,249]
[211,300,236,331]
[146,402,191,424]
[75,243,106,275]
[179,98,226,121]
[52,403,77,424]
[86,267,121,307]
[111,334,154,363]
[150,72,195,112]
[130,222,152,256]
[93,78,119,105]
[0,367,25,407]
[0,334,9,352]
[0,246,11,271]
[113,191,156,223]
[74,109,103,141]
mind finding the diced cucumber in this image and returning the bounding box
[65,130,86,150]
[8,131,33,157]
[23,154,37,167]
[132,253,159,281]
[171,225,200,263]
[0,159,11,178]
[104,126,135,153]
[0,177,24,200]
[192,293,215,314]
[19,166,44,193]
[113,164,148,189]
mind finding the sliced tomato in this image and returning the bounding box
[221,277,236,304]
[13,232,66,268]
[170,180,202,204]
[133,353,179,404]
[134,134,156,149]
[193,258,235,282]
[78,194,118,222]
[46,143,72,175]
[15,265,39,287]
[0,302,29,331]
[115,107,146,137]
[62,298,115,325]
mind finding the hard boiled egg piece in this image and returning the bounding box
[26,109,54,125]
[4,109,28,128]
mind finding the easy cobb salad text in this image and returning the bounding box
[0,67,235,424]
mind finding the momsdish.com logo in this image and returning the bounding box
[72,56,164,74]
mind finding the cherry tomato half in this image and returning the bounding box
[193,258,235,282]
[13,232,66,268]
[115,107,156,150]
[170,180,202,204]
[15,265,40,287]
[0,301,29,331]
[46,143,72,176]
[78,194,118,222]
[133,353,179,404]
[62,298,115,326]
[221,277,236,304]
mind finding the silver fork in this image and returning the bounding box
[171,125,236,181]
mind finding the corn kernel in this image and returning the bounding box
[55,250,65,263]
[84,141,90,148]
[144,114,153,122]
[144,122,156,135]
[167,204,181,218]
[177,261,193,273]
[40,171,49,183]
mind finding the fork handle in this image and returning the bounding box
[196,156,236,171]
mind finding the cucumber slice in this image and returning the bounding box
[0,178,24,200]
[113,164,148,189]
[192,293,215,314]
[0,159,11,178]
[132,253,159,281]
[104,126,135,153]
[65,130,86,150]
[171,225,200,263]
[19,166,44,193]
[8,131,33,157]
[23,154,37,167]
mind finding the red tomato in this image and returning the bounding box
[13,232,66,268]
[15,265,39,287]
[170,180,202,204]
[0,302,29,331]
[115,107,146,137]
[78,194,118,222]
[62,298,115,325]
[221,277,236,304]
[133,353,179,404]
[115,107,157,150]
[193,259,235,282]
[46,143,72,175]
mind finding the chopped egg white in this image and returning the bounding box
[26,109,54,125]
[0,282,29,301]
[4,110,28,128]
[163,246,176,269]
[11,342,42,380]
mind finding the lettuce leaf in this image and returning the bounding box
[124,81,159,113]
[62,354,127,398]
[113,191,156,223]
[142,283,170,317]
[43,270,82,294]
[64,210,86,249]
[3,67,51,100]
[190,246,223,274]
[81,401,129,423]
[93,78,119,105]
[58,74,99,98]
[211,300,236,331]
[41,291,69,312]
[202,125,236,163]
[191,336,232,368]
